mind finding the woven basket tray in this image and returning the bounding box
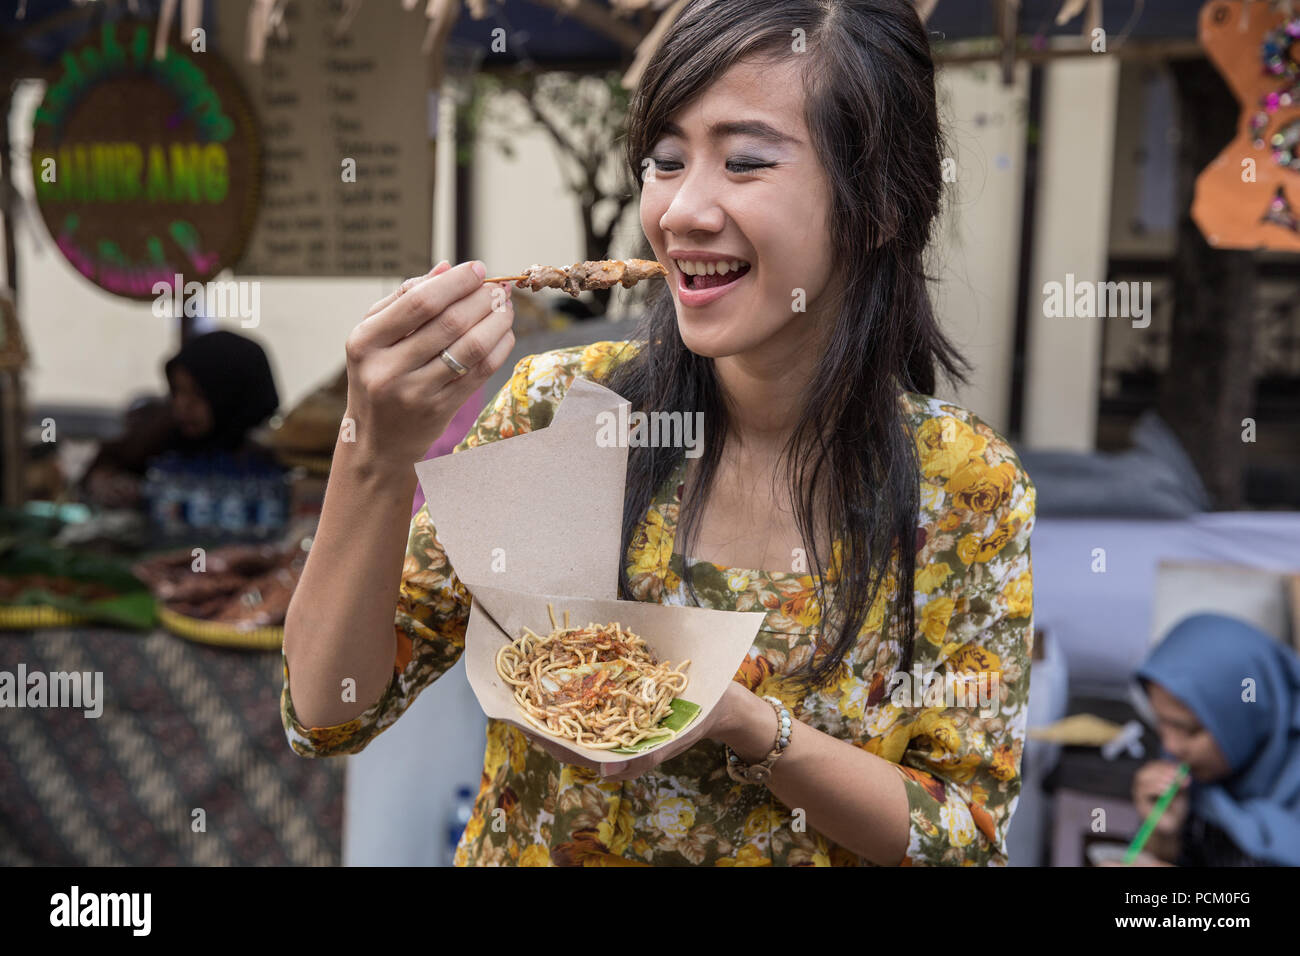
[157,605,284,650]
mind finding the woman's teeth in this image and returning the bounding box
[674,258,749,275]
[675,258,751,289]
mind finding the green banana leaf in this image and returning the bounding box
[0,540,156,630]
[610,698,701,755]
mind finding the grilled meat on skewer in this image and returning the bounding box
[484,259,668,297]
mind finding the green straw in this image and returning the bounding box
[1124,762,1189,864]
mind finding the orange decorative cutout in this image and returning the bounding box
[1191,1,1300,251]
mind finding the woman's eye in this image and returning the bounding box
[727,159,774,173]
[645,157,773,174]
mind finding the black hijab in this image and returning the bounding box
[164,330,280,453]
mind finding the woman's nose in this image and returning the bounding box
[659,170,726,237]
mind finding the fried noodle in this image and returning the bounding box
[495,604,691,750]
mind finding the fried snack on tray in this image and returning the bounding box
[485,259,668,297]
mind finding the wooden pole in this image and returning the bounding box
[1158,57,1259,509]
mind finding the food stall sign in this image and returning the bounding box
[30,21,262,300]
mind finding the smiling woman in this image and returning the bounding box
[282,0,1037,869]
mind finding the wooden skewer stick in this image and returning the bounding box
[483,274,528,283]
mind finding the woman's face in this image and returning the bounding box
[1146,682,1232,782]
[170,366,213,438]
[639,55,836,360]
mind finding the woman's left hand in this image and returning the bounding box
[593,681,755,783]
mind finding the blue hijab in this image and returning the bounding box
[1136,612,1300,866]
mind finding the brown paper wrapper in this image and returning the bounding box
[414,378,765,764]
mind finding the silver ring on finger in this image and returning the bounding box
[439,348,469,376]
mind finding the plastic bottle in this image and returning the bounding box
[185,455,214,532]
[157,455,187,539]
[445,785,475,866]
[217,460,248,536]
[255,467,287,538]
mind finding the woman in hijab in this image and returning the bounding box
[1129,611,1300,866]
[81,330,281,508]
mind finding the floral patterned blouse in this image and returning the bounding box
[281,339,1037,867]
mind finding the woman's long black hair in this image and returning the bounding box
[600,0,972,691]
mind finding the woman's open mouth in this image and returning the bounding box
[673,257,752,305]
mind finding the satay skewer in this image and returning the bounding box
[483,259,668,297]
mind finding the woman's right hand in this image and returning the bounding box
[1132,759,1190,836]
[342,260,516,469]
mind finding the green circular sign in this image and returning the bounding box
[30,20,261,300]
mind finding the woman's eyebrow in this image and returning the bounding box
[662,119,802,147]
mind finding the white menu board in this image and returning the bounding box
[223,0,434,276]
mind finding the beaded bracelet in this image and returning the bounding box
[725,695,792,784]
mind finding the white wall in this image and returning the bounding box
[930,60,1031,434]
[1022,55,1121,451]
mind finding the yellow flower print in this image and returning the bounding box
[715,844,772,866]
[864,590,887,632]
[914,562,953,595]
[991,744,1018,781]
[915,712,962,755]
[916,417,988,479]
[939,801,976,847]
[956,533,982,566]
[976,518,1020,562]
[727,571,754,592]
[867,701,903,737]
[629,508,674,577]
[920,481,946,512]
[463,813,484,844]
[947,642,1002,674]
[825,539,846,583]
[863,723,911,763]
[579,341,630,379]
[838,670,869,720]
[506,724,529,767]
[596,801,636,855]
[303,718,362,752]
[919,596,955,646]
[947,460,1018,515]
[509,361,530,406]
[483,721,510,779]
[1002,569,1033,619]
[743,805,785,838]
[651,797,696,838]
[781,585,822,628]
[519,844,552,867]
[941,753,984,785]
[560,764,600,788]
[938,510,963,532]
[755,675,802,714]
